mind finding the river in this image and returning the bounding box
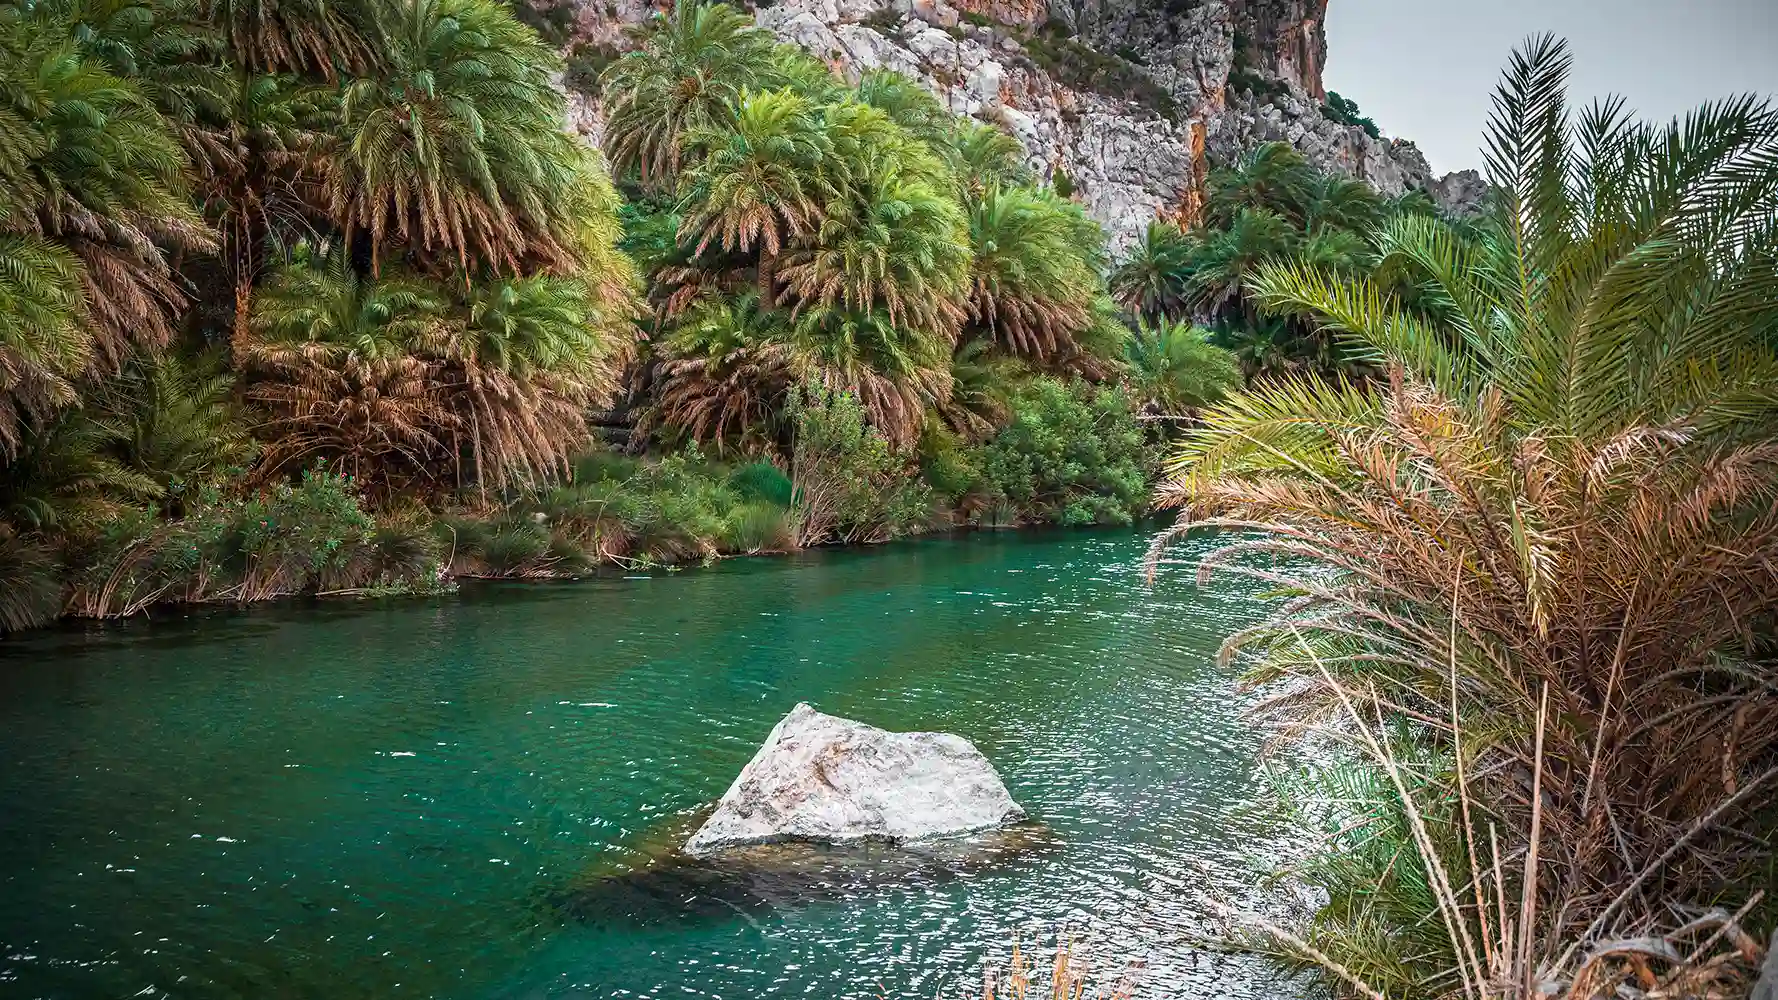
[0,528,1302,999]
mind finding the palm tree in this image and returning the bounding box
[197,71,334,356]
[1122,319,1238,415]
[1156,36,1778,999]
[852,69,955,156]
[1109,221,1196,322]
[91,350,257,502]
[947,119,1032,196]
[0,523,60,633]
[679,89,835,308]
[0,236,87,456]
[325,0,588,274]
[965,184,1106,363]
[0,0,207,448]
[1181,206,1293,319]
[198,0,378,77]
[641,292,804,452]
[243,250,451,488]
[786,303,950,449]
[1300,172,1385,235]
[938,336,1026,441]
[445,273,626,488]
[780,162,970,343]
[600,0,780,192]
[1203,140,1315,229]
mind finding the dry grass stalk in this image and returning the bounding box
[978,939,1139,1000]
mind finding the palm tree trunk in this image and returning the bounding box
[232,266,253,363]
[759,252,779,310]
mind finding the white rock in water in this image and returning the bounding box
[684,703,1025,856]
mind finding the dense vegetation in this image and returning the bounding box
[1110,139,1445,382]
[0,0,1248,632]
[1157,36,1778,1000]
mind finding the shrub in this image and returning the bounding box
[0,527,61,632]
[974,378,1151,526]
[722,500,795,553]
[727,460,794,509]
[1023,27,1178,121]
[63,468,441,617]
[1321,90,1381,139]
[787,385,932,546]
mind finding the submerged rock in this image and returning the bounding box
[563,824,1058,927]
[683,703,1026,855]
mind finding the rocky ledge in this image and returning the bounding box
[684,703,1026,855]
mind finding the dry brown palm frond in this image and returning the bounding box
[969,282,1093,361]
[245,350,453,496]
[637,342,810,454]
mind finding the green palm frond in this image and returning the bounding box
[1124,318,1240,415]
[966,183,1105,362]
[1109,221,1196,322]
[326,0,595,273]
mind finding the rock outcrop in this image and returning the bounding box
[558,0,1484,250]
[684,703,1026,855]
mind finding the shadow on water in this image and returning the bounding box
[558,824,1062,929]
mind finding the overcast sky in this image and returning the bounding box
[1322,0,1778,175]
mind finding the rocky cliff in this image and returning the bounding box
[559,0,1482,250]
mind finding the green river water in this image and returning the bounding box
[0,528,1303,1000]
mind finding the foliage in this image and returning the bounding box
[786,383,931,546]
[325,0,597,274]
[966,184,1105,363]
[976,378,1149,526]
[474,446,798,571]
[245,248,626,494]
[0,524,60,631]
[61,466,441,619]
[1108,142,1414,381]
[1109,222,1194,322]
[0,0,1151,629]
[1321,90,1380,139]
[1022,22,1177,121]
[1122,319,1239,414]
[0,0,207,454]
[1156,35,1778,999]
[92,350,257,506]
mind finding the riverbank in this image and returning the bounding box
[3,377,1168,633]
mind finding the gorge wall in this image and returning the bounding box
[560,0,1484,251]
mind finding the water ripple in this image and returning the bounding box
[0,528,1301,1000]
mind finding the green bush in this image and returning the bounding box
[727,460,795,509]
[787,385,932,546]
[1321,90,1381,139]
[974,378,1152,526]
[1023,27,1178,120]
[63,468,441,616]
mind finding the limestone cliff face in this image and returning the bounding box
[561,0,1479,251]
